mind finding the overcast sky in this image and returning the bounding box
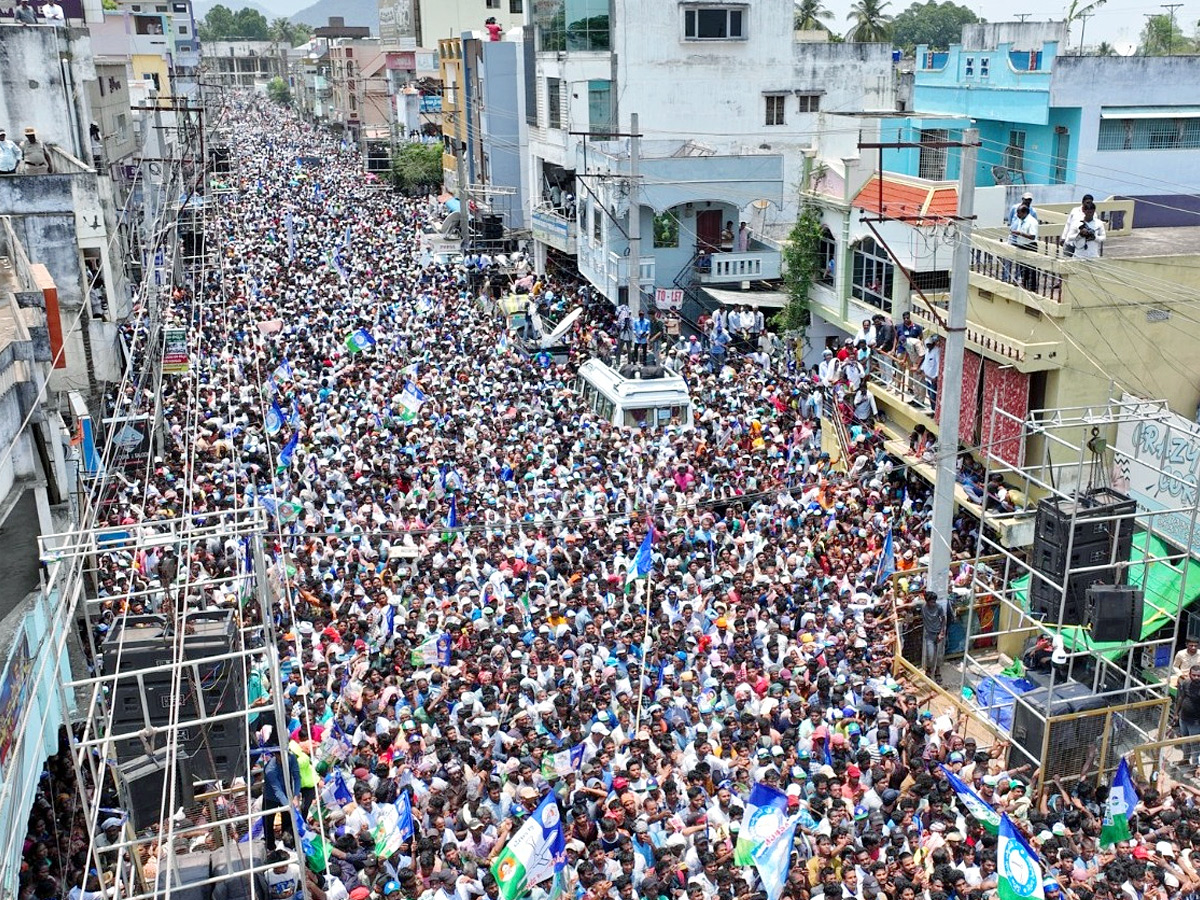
[823,0,1190,52]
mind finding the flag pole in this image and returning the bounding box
[634,567,653,735]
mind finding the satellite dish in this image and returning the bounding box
[991,166,1012,185]
[751,199,772,210]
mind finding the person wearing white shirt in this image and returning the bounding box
[1062,201,1105,260]
[920,335,941,411]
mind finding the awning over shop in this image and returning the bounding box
[701,286,789,310]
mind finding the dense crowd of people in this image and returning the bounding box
[14,98,1189,900]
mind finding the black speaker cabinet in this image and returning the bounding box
[1087,584,1145,643]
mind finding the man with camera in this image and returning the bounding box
[1062,196,1106,259]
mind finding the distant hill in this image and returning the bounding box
[289,0,379,32]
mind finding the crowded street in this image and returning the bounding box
[15,96,1196,900]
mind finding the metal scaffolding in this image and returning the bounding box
[961,397,1200,787]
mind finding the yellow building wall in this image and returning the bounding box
[131,55,172,106]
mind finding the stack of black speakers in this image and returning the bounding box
[1030,488,1136,626]
[104,610,246,786]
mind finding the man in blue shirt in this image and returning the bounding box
[631,310,651,364]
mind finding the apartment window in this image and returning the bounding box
[178,24,187,34]
[486,0,500,7]
[1097,116,1200,151]
[918,129,948,180]
[684,6,746,40]
[536,0,610,52]
[546,78,563,130]
[796,92,821,113]
[591,200,602,243]
[851,237,894,313]
[587,79,612,135]
[965,56,974,77]
[653,212,679,249]
[115,113,129,141]
[143,72,161,91]
[765,94,786,127]
[172,2,187,10]
[1005,130,1026,177]
[980,57,990,77]
[1052,128,1070,184]
[818,228,836,285]
[509,0,522,11]
[156,4,167,10]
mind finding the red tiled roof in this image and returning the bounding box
[853,175,958,222]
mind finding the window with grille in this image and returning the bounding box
[911,270,950,292]
[547,78,563,130]
[980,57,989,77]
[1097,117,1200,150]
[765,95,785,126]
[918,129,948,180]
[510,0,523,11]
[486,0,500,7]
[796,93,821,113]
[965,56,974,77]
[851,238,894,313]
[1005,130,1026,177]
[684,6,746,39]
[818,228,836,285]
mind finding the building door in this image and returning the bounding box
[696,210,722,251]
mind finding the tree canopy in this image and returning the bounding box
[391,142,444,194]
[890,0,979,51]
[794,0,832,31]
[266,76,292,106]
[1137,12,1195,54]
[845,0,893,43]
[270,17,313,48]
[198,4,270,41]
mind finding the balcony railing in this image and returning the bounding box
[531,206,577,254]
[905,302,1061,368]
[693,239,782,284]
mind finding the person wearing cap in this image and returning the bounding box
[17,127,51,175]
[1006,190,1038,229]
[0,129,19,175]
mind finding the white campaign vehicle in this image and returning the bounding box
[576,357,694,429]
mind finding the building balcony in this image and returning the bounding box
[442,151,457,173]
[694,240,781,284]
[906,297,1063,372]
[968,228,1069,313]
[531,206,577,254]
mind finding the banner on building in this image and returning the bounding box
[162,328,189,374]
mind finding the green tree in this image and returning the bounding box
[266,76,292,106]
[773,205,823,338]
[846,0,894,42]
[890,0,979,51]
[1095,40,1115,55]
[1138,13,1193,54]
[233,8,269,39]
[197,3,235,41]
[391,142,444,194]
[794,0,833,30]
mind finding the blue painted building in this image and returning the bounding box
[910,21,1200,222]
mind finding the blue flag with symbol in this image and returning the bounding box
[396,790,414,842]
[278,431,299,471]
[265,399,284,436]
[876,526,895,584]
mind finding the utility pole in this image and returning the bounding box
[929,130,978,600]
[1015,13,1031,23]
[1162,3,1182,55]
[627,112,642,316]
[1077,12,1093,54]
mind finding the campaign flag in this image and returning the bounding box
[372,801,411,858]
[939,765,1001,835]
[329,769,354,806]
[541,743,585,780]
[277,431,299,471]
[341,222,352,251]
[265,399,285,436]
[331,249,349,283]
[345,329,376,354]
[752,812,801,900]
[397,381,427,422]
[411,633,451,667]
[290,401,303,430]
[491,794,566,900]
[294,809,332,871]
[997,815,1045,900]
[1100,758,1139,848]
[624,529,654,590]
[876,526,895,584]
[395,790,415,842]
[271,359,293,384]
[734,782,790,866]
[285,211,295,261]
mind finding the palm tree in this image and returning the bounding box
[794,0,833,30]
[845,0,893,42]
[1095,40,1116,55]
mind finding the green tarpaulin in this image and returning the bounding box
[1013,532,1200,659]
